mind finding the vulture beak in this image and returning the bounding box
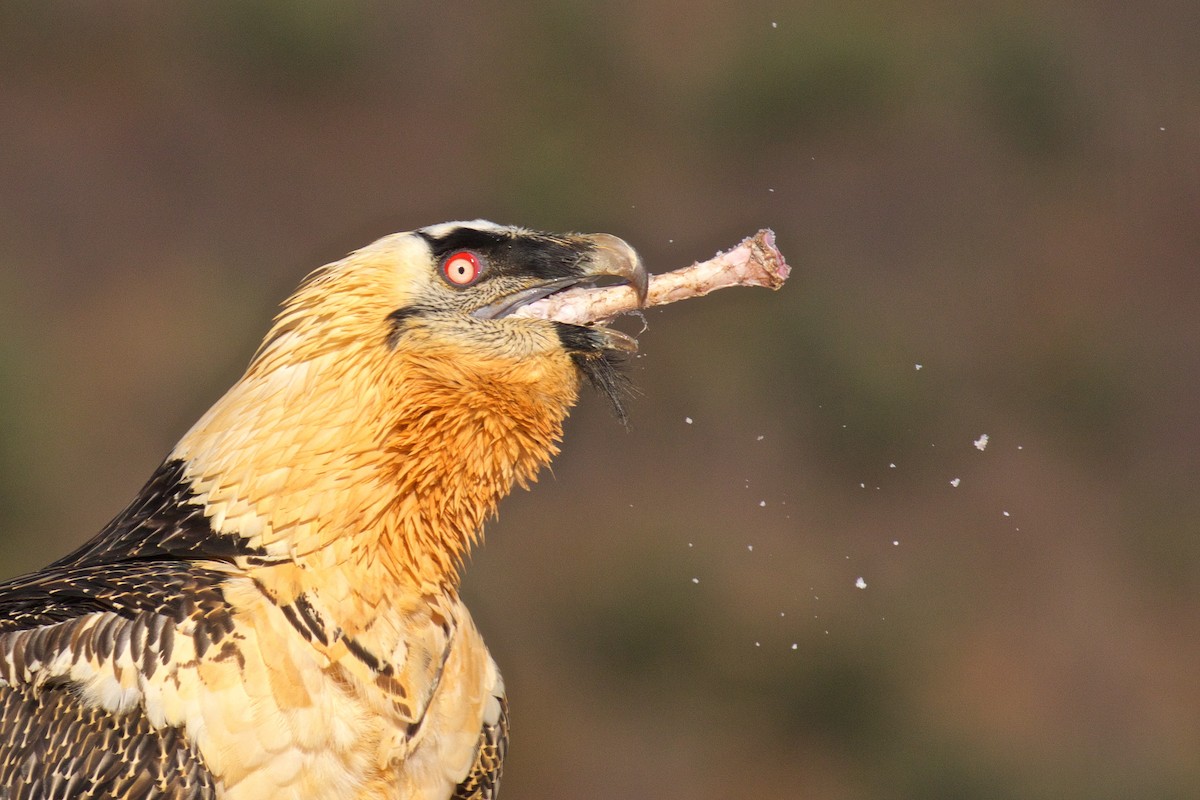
[471,233,648,321]
[580,233,649,307]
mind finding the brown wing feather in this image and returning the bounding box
[0,680,216,799]
[452,694,509,800]
[0,513,238,799]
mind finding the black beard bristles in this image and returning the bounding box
[554,323,637,425]
[572,350,635,425]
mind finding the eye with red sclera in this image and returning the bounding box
[441,251,484,287]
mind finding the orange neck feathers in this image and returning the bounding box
[172,246,582,603]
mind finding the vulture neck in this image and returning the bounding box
[172,329,581,605]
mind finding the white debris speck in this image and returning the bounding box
[758,500,766,507]
[950,478,961,488]
[768,188,776,193]
[747,544,754,552]
[755,641,761,647]
[889,462,896,469]
[1002,510,1011,517]
[892,540,899,546]
[915,363,923,370]
[771,21,778,28]
[859,482,866,489]
[684,416,693,425]
[974,434,989,451]
[756,434,764,441]
[691,577,700,584]
[790,643,798,650]
[855,577,867,589]
[780,611,786,617]
[687,542,693,548]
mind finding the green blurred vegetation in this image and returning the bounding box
[1,2,1198,798]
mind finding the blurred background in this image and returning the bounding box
[0,2,1197,797]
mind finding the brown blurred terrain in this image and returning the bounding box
[1,2,1198,798]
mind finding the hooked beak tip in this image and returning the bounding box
[584,233,648,306]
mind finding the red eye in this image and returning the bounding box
[442,251,483,286]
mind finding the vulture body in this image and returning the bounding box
[0,221,645,799]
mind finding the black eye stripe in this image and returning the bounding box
[418,227,593,282]
[419,228,510,261]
